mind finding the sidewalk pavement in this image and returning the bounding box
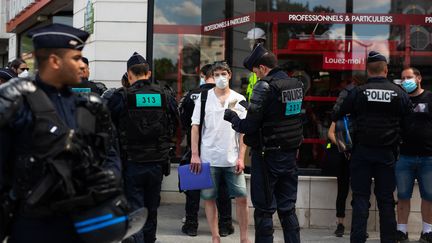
[156,203,421,243]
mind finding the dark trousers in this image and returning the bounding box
[336,153,350,218]
[251,149,300,243]
[124,162,163,243]
[184,178,232,222]
[350,145,396,243]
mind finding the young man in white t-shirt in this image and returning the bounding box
[190,62,250,243]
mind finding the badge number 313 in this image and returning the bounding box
[136,94,162,107]
[285,100,302,116]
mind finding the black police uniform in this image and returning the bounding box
[0,24,122,243]
[106,72,178,243]
[225,44,304,243]
[333,52,412,243]
[179,83,233,235]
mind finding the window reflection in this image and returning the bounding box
[153,0,432,175]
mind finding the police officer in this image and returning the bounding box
[71,57,107,95]
[224,44,304,243]
[105,52,178,243]
[332,51,412,243]
[0,24,122,243]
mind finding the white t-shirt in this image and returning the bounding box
[191,88,247,167]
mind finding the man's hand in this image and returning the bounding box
[224,109,239,123]
[190,153,202,174]
[86,168,119,192]
[235,158,245,174]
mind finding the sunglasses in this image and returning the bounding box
[19,68,29,71]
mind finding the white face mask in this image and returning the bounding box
[18,70,29,78]
[215,75,229,89]
[199,77,206,86]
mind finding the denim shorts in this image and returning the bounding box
[395,155,432,201]
[200,166,248,200]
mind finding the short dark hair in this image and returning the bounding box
[404,67,421,77]
[212,61,231,75]
[128,63,150,76]
[10,58,26,70]
[367,61,387,75]
[200,64,213,79]
[254,52,277,69]
[34,48,68,69]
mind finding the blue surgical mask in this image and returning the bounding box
[199,77,206,86]
[401,78,417,93]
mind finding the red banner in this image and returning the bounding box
[322,52,366,70]
[255,12,432,26]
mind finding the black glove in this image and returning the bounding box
[86,168,120,194]
[224,109,239,123]
[0,78,36,127]
[239,100,249,110]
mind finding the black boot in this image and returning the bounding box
[219,220,234,237]
[181,219,198,236]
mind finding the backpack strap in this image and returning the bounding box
[25,88,68,129]
[198,90,208,154]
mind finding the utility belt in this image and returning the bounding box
[122,143,173,176]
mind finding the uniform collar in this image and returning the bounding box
[35,75,73,96]
[131,79,151,88]
[367,76,388,83]
[267,67,281,77]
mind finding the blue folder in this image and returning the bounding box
[178,162,213,191]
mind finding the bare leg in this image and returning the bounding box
[337,217,344,224]
[421,199,432,224]
[397,199,411,224]
[235,197,250,243]
[205,200,220,243]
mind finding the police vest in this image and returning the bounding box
[14,88,111,209]
[118,81,171,163]
[354,80,402,147]
[245,74,304,150]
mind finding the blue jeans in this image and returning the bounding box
[124,162,163,243]
[350,145,396,243]
[396,155,432,201]
[251,149,300,243]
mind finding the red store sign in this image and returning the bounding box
[322,52,366,71]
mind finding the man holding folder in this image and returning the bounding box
[190,62,250,243]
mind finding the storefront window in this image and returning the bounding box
[152,0,432,175]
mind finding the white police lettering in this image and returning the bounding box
[414,103,428,113]
[282,88,303,103]
[363,89,397,103]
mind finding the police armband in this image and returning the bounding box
[249,80,270,113]
[0,78,36,127]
